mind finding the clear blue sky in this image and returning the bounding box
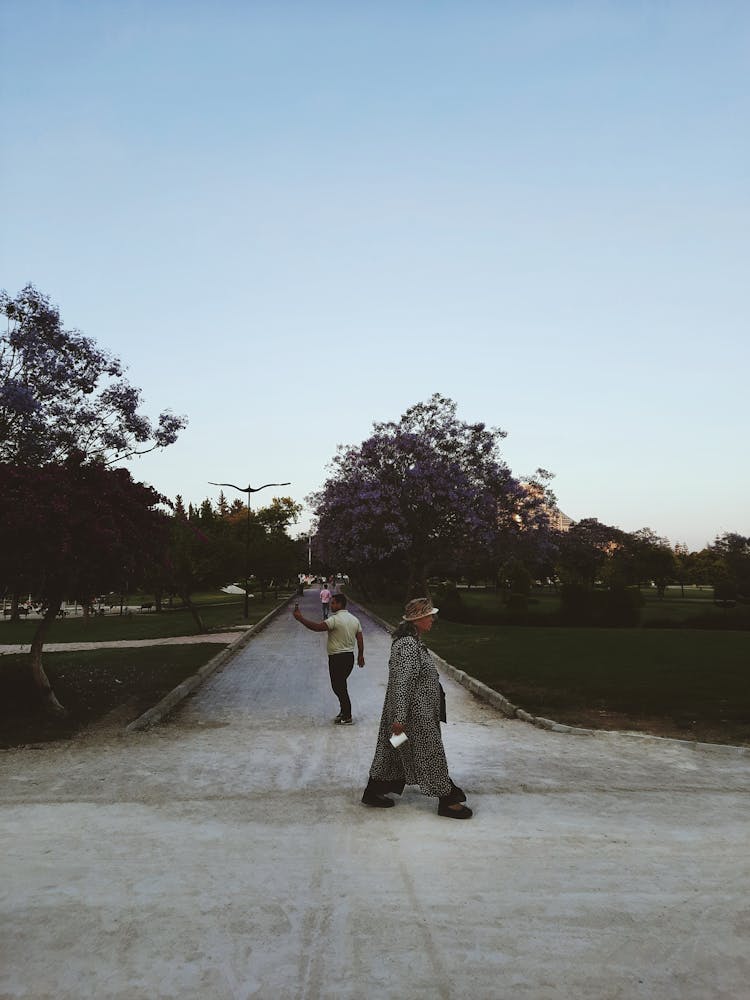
[2,1,748,550]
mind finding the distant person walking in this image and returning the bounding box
[293,594,364,724]
[319,584,332,619]
[361,597,472,818]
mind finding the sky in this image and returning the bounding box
[1,0,748,551]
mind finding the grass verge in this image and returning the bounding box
[1,644,227,748]
[354,598,750,746]
[0,593,292,644]
[1,593,293,747]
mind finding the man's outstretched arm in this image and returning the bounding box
[292,608,328,632]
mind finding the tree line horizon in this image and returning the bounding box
[2,286,748,710]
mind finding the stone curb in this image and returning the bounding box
[350,600,750,758]
[125,596,293,733]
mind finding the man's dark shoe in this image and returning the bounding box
[332,713,343,723]
[335,716,353,725]
[362,791,395,808]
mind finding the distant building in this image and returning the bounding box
[548,508,574,533]
[517,481,574,533]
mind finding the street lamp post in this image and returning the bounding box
[208,479,291,619]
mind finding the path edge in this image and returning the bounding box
[349,600,750,758]
[125,596,294,733]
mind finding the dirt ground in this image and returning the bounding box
[1,593,749,999]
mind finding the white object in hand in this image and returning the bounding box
[389,731,408,748]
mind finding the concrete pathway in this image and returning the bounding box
[1,590,748,999]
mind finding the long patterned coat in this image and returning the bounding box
[367,630,452,797]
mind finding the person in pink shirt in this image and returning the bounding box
[319,584,332,619]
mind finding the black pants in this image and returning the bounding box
[328,651,354,717]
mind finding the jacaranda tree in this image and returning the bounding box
[309,394,554,598]
[0,284,186,465]
[0,285,187,711]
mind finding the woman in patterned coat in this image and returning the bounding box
[361,597,473,819]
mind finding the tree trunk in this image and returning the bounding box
[154,590,163,613]
[10,590,20,623]
[406,558,429,600]
[29,599,68,716]
[181,592,205,633]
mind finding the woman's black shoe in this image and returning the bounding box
[437,802,473,819]
[448,779,467,803]
[362,791,395,808]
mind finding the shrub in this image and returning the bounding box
[601,587,642,627]
[431,582,465,622]
[560,583,591,625]
[505,593,529,613]
[560,584,641,627]
[714,580,738,603]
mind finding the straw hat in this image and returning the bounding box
[401,597,439,621]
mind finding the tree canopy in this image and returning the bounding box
[309,394,554,597]
[161,494,303,625]
[0,284,188,711]
[0,457,170,711]
[0,284,186,465]
[708,532,750,601]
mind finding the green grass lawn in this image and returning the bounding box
[1,644,226,746]
[0,591,294,644]
[454,585,747,628]
[1,590,294,745]
[354,596,750,746]
[0,592,298,747]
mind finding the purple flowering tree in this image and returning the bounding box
[309,394,554,598]
[0,284,186,465]
[0,285,187,711]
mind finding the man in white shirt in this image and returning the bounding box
[292,594,364,724]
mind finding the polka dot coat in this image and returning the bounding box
[367,633,452,798]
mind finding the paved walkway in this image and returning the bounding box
[1,590,748,999]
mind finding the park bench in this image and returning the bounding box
[139,603,154,613]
